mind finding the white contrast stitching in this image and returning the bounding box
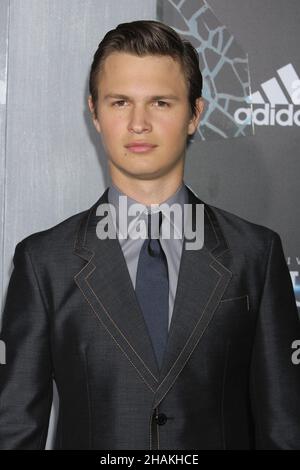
[74,271,157,393]
[84,267,158,382]
[156,262,225,394]
[154,261,232,406]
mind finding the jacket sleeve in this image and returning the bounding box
[0,240,53,449]
[250,231,300,449]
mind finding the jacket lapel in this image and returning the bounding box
[73,187,160,392]
[73,185,233,402]
[152,186,232,408]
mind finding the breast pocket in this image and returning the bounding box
[220,294,250,311]
[213,294,253,342]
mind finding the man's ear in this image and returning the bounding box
[187,97,205,135]
[88,95,101,133]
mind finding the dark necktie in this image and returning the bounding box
[135,211,169,369]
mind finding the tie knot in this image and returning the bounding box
[147,211,163,239]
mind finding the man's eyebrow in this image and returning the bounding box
[103,93,180,101]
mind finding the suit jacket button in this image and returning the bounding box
[155,413,168,425]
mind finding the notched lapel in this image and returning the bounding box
[73,189,160,393]
[152,187,233,408]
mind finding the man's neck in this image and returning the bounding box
[109,179,184,206]
[109,168,185,206]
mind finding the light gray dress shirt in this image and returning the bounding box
[107,182,189,330]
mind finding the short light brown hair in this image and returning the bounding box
[89,20,203,119]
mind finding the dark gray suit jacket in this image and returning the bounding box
[0,186,299,449]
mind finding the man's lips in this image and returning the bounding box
[124,142,158,153]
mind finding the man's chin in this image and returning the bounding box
[109,158,182,181]
[117,164,169,181]
[127,170,166,181]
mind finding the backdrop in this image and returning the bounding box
[0,0,299,449]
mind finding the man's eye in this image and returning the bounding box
[155,101,169,107]
[112,100,127,107]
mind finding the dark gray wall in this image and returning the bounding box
[0,0,9,317]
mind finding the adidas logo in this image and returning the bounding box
[235,64,300,127]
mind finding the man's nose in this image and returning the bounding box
[128,105,152,133]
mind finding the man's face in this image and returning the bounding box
[88,52,203,181]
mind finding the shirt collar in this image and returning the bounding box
[108,181,188,240]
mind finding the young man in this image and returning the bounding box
[0,20,299,450]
